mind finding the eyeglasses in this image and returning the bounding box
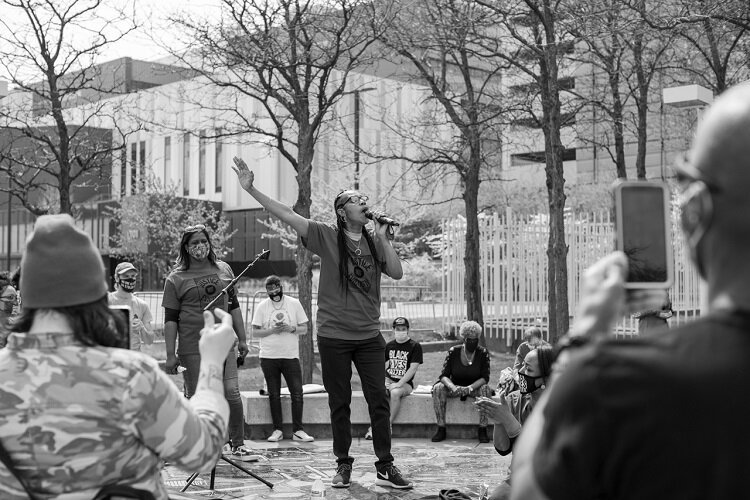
[673,153,720,194]
[183,223,206,233]
[335,193,368,209]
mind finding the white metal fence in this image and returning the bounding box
[441,209,702,347]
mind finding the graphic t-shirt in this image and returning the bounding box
[252,295,308,359]
[385,338,423,387]
[162,261,235,356]
[303,221,386,340]
[108,291,153,351]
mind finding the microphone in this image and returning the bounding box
[365,210,400,226]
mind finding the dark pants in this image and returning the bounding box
[317,334,393,469]
[260,357,305,432]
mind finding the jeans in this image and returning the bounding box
[432,382,493,427]
[180,346,245,447]
[260,357,305,432]
[317,335,393,469]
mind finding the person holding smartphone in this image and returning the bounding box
[0,214,237,499]
[512,84,750,500]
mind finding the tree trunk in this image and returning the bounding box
[463,138,484,343]
[294,129,315,384]
[608,68,627,179]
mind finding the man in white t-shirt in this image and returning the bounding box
[107,262,154,351]
[252,275,314,442]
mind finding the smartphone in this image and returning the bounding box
[109,304,131,349]
[614,180,674,289]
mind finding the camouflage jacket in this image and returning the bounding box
[0,331,229,499]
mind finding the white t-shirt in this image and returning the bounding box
[252,295,308,359]
[108,291,153,351]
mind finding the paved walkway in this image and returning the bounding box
[163,436,511,499]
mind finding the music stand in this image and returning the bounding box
[180,249,275,493]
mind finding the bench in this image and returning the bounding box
[241,390,487,440]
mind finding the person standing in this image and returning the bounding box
[365,316,422,440]
[252,275,314,443]
[162,223,257,461]
[0,214,236,499]
[0,271,18,348]
[108,262,155,351]
[232,156,412,490]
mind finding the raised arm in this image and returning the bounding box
[232,156,309,238]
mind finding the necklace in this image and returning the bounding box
[462,346,476,366]
[347,235,362,256]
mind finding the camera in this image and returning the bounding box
[613,180,674,289]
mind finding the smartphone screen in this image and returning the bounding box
[615,182,673,288]
[110,305,131,349]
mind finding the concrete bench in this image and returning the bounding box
[241,390,486,440]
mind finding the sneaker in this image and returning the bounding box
[293,430,315,442]
[229,445,261,462]
[267,429,284,442]
[431,426,446,442]
[478,426,490,443]
[364,426,373,440]
[375,464,412,489]
[332,463,352,488]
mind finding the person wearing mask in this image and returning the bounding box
[162,223,256,461]
[0,214,236,499]
[431,320,492,443]
[365,316,423,440]
[512,84,750,499]
[108,262,155,351]
[231,156,412,490]
[251,275,314,443]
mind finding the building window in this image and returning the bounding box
[164,136,171,185]
[183,133,190,196]
[215,128,223,193]
[199,130,206,195]
[139,140,146,192]
[130,142,137,194]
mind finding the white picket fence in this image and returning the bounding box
[441,208,702,347]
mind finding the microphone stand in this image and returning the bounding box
[182,248,274,493]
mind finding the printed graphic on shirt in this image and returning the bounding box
[269,309,292,327]
[388,348,410,379]
[194,273,224,310]
[347,255,373,293]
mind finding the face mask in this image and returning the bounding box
[268,290,283,302]
[464,338,479,353]
[189,242,210,260]
[118,277,136,293]
[394,331,409,343]
[518,372,543,394]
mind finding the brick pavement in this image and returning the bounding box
[163,436,511,499]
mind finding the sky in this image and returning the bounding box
[0,0,224,84]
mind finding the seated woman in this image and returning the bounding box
[431,320,493,443]
[0,214,236,499]
[474,344,554,500]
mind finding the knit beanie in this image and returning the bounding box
[21,214,108,308]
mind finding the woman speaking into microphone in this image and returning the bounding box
[232,157,412,490]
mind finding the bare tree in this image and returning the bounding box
[165,0,383,382]
[374,0,508,334]
[0,0,137,215]
[478,0,577,338]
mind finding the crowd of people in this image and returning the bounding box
[5,80,749,497]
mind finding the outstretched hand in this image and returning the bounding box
[198,308,236,365]
[232,156,254,193]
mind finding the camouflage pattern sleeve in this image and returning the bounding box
[124,357,229,472]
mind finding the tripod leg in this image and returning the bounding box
[180,470,203,492]
[210,467,216,489]
[220,456,274,488]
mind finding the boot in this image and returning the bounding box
[478,426,490,443]
[431,426,446,442]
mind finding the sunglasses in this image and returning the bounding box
[183,223,207,233]
[335,193,368,209]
